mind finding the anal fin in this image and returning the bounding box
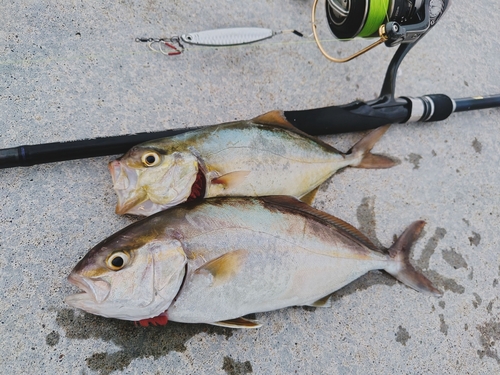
[299,186,320,206]
[303,293,333,308]
[210,317,263,329]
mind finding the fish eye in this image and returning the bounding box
[106,252,130,271]
[141,152,160,167]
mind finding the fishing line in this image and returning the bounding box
[0,34,351,69]
[358,0,390,37]
[5,0,403,66]
[135,28,381,58]
[136,28,318,56]
[4,1,448,66]
[137,0,406,58]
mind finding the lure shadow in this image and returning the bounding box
[56,309,233,375]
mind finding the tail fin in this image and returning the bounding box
[349,125,396,169]
[384,221,442,297]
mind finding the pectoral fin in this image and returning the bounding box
[196,250,248,287]
[210,317,263,329]
[211,171,250,188]
[299,186,320,206]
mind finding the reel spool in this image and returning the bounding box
[312,0,450,62]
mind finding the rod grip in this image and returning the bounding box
[284,100,410,135]
[425,94,454,122]
[403,94,454,123]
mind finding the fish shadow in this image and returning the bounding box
[56,309,233,375]
[58,271,397,374]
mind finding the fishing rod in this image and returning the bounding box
[1,91,496,169]
[1,0,499,169]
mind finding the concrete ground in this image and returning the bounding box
[1,1,499,374]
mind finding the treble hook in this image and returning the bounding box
[159,36,184,56]
[135,36,184,56]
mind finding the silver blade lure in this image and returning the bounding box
[136,27,305,55]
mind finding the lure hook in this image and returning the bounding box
[136,36,184,56]
[160,36,184,56]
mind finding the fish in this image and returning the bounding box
[65,196,441,328]
[108,110,395,216]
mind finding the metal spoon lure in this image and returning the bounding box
[136,27,306,55]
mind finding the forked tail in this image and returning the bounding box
[349,125,396,169]
[384,221,442,296]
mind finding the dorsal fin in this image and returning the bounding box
[251,111,339,151]
[252,110,296,129]
[261,196,380,252]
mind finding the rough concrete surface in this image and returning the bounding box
[1,1,499,374]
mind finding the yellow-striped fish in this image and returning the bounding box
[109,111,394,216]
[66,196,440,327]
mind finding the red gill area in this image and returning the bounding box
[135,312,168,327]
[187,168,206,202]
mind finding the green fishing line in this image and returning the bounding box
[359,0,389,37]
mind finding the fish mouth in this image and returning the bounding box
[109,160,136,190]
[65,272,111,306]
[108,160,147,215]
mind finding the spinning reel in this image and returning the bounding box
[313,0,450,62]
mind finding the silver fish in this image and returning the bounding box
[109,111,394,216]
[66,196,441,328]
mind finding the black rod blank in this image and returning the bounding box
[453,94,500,112]
[0,128,196,169]
[1,94,499,169]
